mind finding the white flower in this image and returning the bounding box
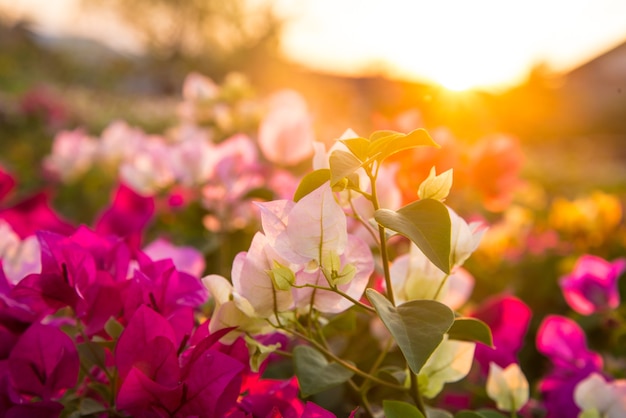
[574,373,626,418]
[486,362,529,412]
[201,274,272,344]
[0,221,40,284]
[419,335,476,398]
[449,207,485,268]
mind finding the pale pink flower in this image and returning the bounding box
[258,90,315,166]
[143,238,206,277]
[44,129,98,182]
[98,120,144,165]
[119,136,177,196]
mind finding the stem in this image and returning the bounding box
[410,372,426,416]
[288,329,408,392]
[432,274,450,301]
[377,225,395,306]
[292,283,376,313]
[348,379,376,418]
[347,190,380,244]
[368,168,395,306]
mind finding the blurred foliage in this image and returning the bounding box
[80,0,283,86]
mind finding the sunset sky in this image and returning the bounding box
[4,0,626,91]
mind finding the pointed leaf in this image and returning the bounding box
[366,289,454,374]
[375,199,451,274]
[383,400,425,418]
[104,317,124,340]
[329,150,364,186]
[368,129,439,163]
[340,136,370,161]
[293,345,354,397]
[448,318,494,348]
[294,169,330,202]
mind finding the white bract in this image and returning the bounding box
[486,362,529,412]
[419,335,476,398]
[418,167,453,201]
[0,221,41,285]
[201,274,272,344]
[574,373,626,418]
[449,207,485,268]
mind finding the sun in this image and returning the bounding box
[430,67,488,92]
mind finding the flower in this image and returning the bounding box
[486,362,529,412]
[574,373,626,418]
[471,295,531,374]
[536,315,603,418]
[559,254,626,315]
[43,129,98,182]
[258,90,315,166]
[419,335,476,399]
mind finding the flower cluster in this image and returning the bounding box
[1,71,625,418]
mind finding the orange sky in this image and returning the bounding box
[4,0,626,91]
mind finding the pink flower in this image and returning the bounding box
[43,129,98,182]
[0,166,15,203]
[95,183,155,250]
[471,295,531,375]
[559,255,626,315]
[8,323,79,400]
[0,191,74,239]
[115,306,243,417]
[143,238,206,277]
[536,315,603,418]
[258,90,315,166]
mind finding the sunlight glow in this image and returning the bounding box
[276,0,626,91]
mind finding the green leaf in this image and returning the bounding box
[375,199,451,274]
[329,150,364,186]
[456,410,508,418]
[368,129,439,163]
[294,169,330,202]
[427,408,454,418]
[243,187,275,201]
[366,289,455,374]
[448,318,494,348]
[293,345,354,397]
[77,341,107,370]
[383,400,425,418]
[341,136,370,161]
[322,309,357,339]
[104,316,124,340]
[78,398,108,415]
[268,260,295,291]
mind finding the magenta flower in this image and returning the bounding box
[559,254,626,315]
[95,183,155,250]
[471,295,531,374]
[536,315,604,418]
[0,192,74,239]
[12,227,130,334]
[115,305,244,417]
[0,166,15,203]
[8,323,79,401]
[123,256,207,343]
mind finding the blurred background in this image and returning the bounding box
[2,2,626,402]
[1,0,626,191]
